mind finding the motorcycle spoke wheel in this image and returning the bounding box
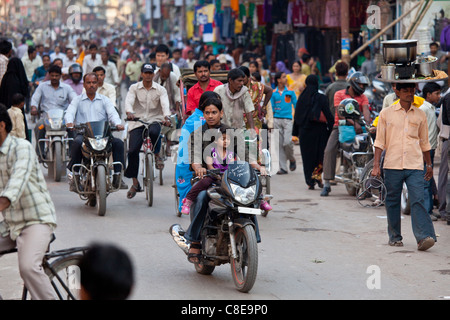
[230,225,258,293]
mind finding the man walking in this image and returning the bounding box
[372,82,436,251]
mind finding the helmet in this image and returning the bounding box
[348,71,369,96]
[357,176,387,208]
[338,98,360,119]
[68,63,82,75]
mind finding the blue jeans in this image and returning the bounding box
[384,169,436,244]
[424,149,435,215]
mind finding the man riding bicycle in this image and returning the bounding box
[124,63,171,199]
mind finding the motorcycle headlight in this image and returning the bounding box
[230,183,257,205]
[88,137,108,151]
[48,118,63,130]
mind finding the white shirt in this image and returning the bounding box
[125,81,171,131]
[21,54,43,82]
[82,54,103,74]
[419,100,439,149]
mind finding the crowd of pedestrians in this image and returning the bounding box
[1,25,450,299]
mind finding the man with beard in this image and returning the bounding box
[64,63,84,95]
[186,60,222,116]
[30,65,77,159]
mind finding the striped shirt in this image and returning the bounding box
[0,135,56,241]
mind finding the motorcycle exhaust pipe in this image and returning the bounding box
[169,224,189,255]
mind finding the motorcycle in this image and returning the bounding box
[170,162,270,293]
[335,120,375,196]
[38,109,72,182]
[69,121,123,216]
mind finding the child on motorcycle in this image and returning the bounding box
[181,126,272,214]
[185,93,270,264]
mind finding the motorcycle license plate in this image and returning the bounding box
[238,207,262,215]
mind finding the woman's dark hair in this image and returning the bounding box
[249,61,259,69]
[198,91,222,112]
[291,60,302,69]
[193,60,210,72]
[0,103,12,133]
[251,72,261,82]
[78,243,134,300]
[227,68,246,81]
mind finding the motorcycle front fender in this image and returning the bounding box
[232,218,256,231]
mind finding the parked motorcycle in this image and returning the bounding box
[69,121,123,216]
[170,162,270,293]
[38,109,72,182]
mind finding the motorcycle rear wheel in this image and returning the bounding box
[230,225,258,293]
[96,165,107,216]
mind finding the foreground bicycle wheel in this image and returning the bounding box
[46,254,84,300]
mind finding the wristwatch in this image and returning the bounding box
[426,164,432,168]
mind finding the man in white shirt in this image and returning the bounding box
[62,48,77,73]
[21,46,43,82]
[124,63,171,198]
[419,82,441,220]
[82,43,102,75]
[99,49,120,86]
[49,45,66,62]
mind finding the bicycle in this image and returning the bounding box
[0,234,88,300]
[125,118,169,206]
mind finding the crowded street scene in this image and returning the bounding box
[1,0,450,305]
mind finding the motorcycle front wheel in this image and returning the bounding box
[230,225,258,293]
[53,141,63,182]
[96,165,107,216]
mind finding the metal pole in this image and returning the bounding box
[340,0,350,57]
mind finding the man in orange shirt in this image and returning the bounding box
[372,82,436,251]
[185,60,222,116]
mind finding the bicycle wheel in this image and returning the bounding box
[145,153,154,206]
[45,254,84,300]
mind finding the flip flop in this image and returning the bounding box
[127,184,141,199]
[187,243,202,264]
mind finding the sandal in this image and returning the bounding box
[388,240,403,247]
[187,242,202,264]
[127,183,142,199]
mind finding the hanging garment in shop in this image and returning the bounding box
[324,0,340,27]
[292,0,308,27]
[271,0,289,24]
